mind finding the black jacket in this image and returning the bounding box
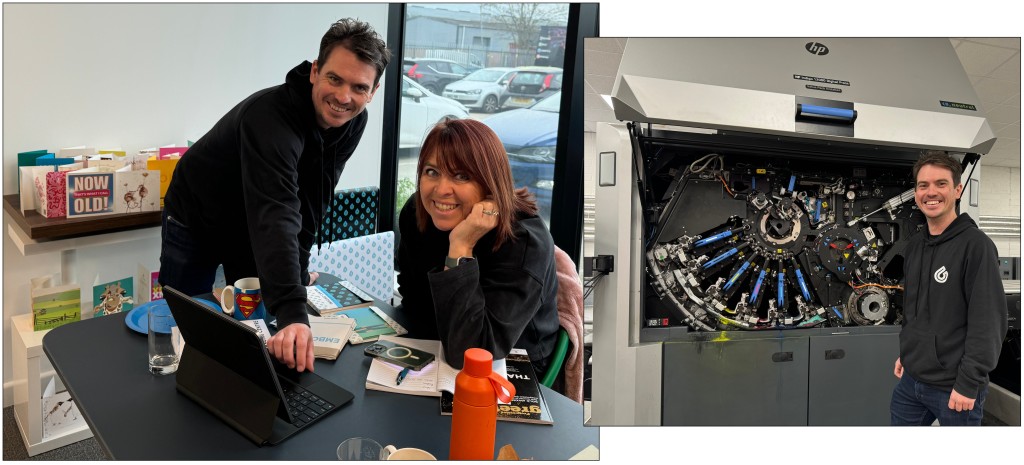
[900,213,1008,398]
[164,61,367,329]
[396,198,560,374]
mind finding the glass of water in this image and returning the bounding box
[336,437,386,460]
[148,304,179,375]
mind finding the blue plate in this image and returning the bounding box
[125,300,167,334]
[194,298,222,313]
[124,298,222,334]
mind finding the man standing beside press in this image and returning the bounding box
[160,19,390,373]
[891,151,1007,425]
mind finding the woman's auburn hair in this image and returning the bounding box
[414,118,538,251]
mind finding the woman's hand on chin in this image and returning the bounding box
[448,200,499,256]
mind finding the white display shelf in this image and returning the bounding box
[10,314,94,456]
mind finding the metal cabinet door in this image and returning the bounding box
[662,335,809,425]
[807,330,899,425]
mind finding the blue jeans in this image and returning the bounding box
[890,372,987,426]
[158,211,257,296]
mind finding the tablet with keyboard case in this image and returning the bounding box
[164,285,354,445]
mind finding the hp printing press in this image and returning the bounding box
[590,39,996,425]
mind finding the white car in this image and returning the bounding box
[400,76,469,151]
[442,67,517,113]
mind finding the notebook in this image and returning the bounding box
[305,280,373,315]
[364,336,506,398]
[163,285,354,446]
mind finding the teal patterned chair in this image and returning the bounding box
[308,186,394,302]
[318,186,379,243]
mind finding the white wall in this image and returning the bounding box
[979,164,1022,257]
[2,3,389,193]
[2,3,389,406]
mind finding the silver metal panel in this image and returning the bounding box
[853,103,995,153]
[612,38,996,153]
[662,334,810,425]
[590,123,663,426]
[985,382,1022,426]
[807,331,900,425]
[613,75,796,133]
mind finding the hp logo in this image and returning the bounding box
[806,42,829,55]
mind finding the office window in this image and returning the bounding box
[394,3,571,227]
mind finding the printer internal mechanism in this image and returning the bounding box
[639,130,926,331]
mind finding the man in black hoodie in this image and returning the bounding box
[891,151,1007,425]
[160,19,390,372]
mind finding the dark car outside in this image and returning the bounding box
[482,91,562,223]
[501,66,563,110]
[403,58,473,95]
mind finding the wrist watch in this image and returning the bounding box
[445,256,475,269]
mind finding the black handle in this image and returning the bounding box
[825,349,846,360]
[771,352,794,363]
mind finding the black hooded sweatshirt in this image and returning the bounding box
[900,213,1008,398]
[164,61,367,329]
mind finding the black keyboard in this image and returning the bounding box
[279,381,336,428]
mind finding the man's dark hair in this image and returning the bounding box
[913,150,963,186]
[318,18,391,87]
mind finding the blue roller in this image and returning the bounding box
[800,104,855,120]
[750,269,767,303]
[703,247,738,269]
[777,270,785,308]
[724,259,752,291]
[814,199,821,222]
[693,229,734,248]
[795,268,812,301]
[788,175,796,192]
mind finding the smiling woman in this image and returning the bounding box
[395,119,560,378]
[392,3,571,230]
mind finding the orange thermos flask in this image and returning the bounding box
[449,348,516,460]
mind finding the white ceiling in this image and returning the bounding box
[584,38,1021,168]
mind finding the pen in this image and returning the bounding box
[396,367,411,385]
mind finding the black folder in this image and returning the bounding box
[163,285,354,446]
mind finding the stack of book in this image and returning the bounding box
[306,281,406,344]
[440,349,553,425]
[308,314,356,360]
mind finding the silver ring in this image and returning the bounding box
[483,210,498,216]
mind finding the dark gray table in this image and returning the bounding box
[42,288,597,459]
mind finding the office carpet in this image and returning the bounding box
[2,406,107,460]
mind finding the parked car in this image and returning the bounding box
[501,66,563,110]
[420,49,484,72]
[403,58,473,95]
[400,76,469,152]
[482,91,562,222]
[442,67,517,113]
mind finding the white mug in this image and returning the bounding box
[220,277,267,321]
[384,445,436,461]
